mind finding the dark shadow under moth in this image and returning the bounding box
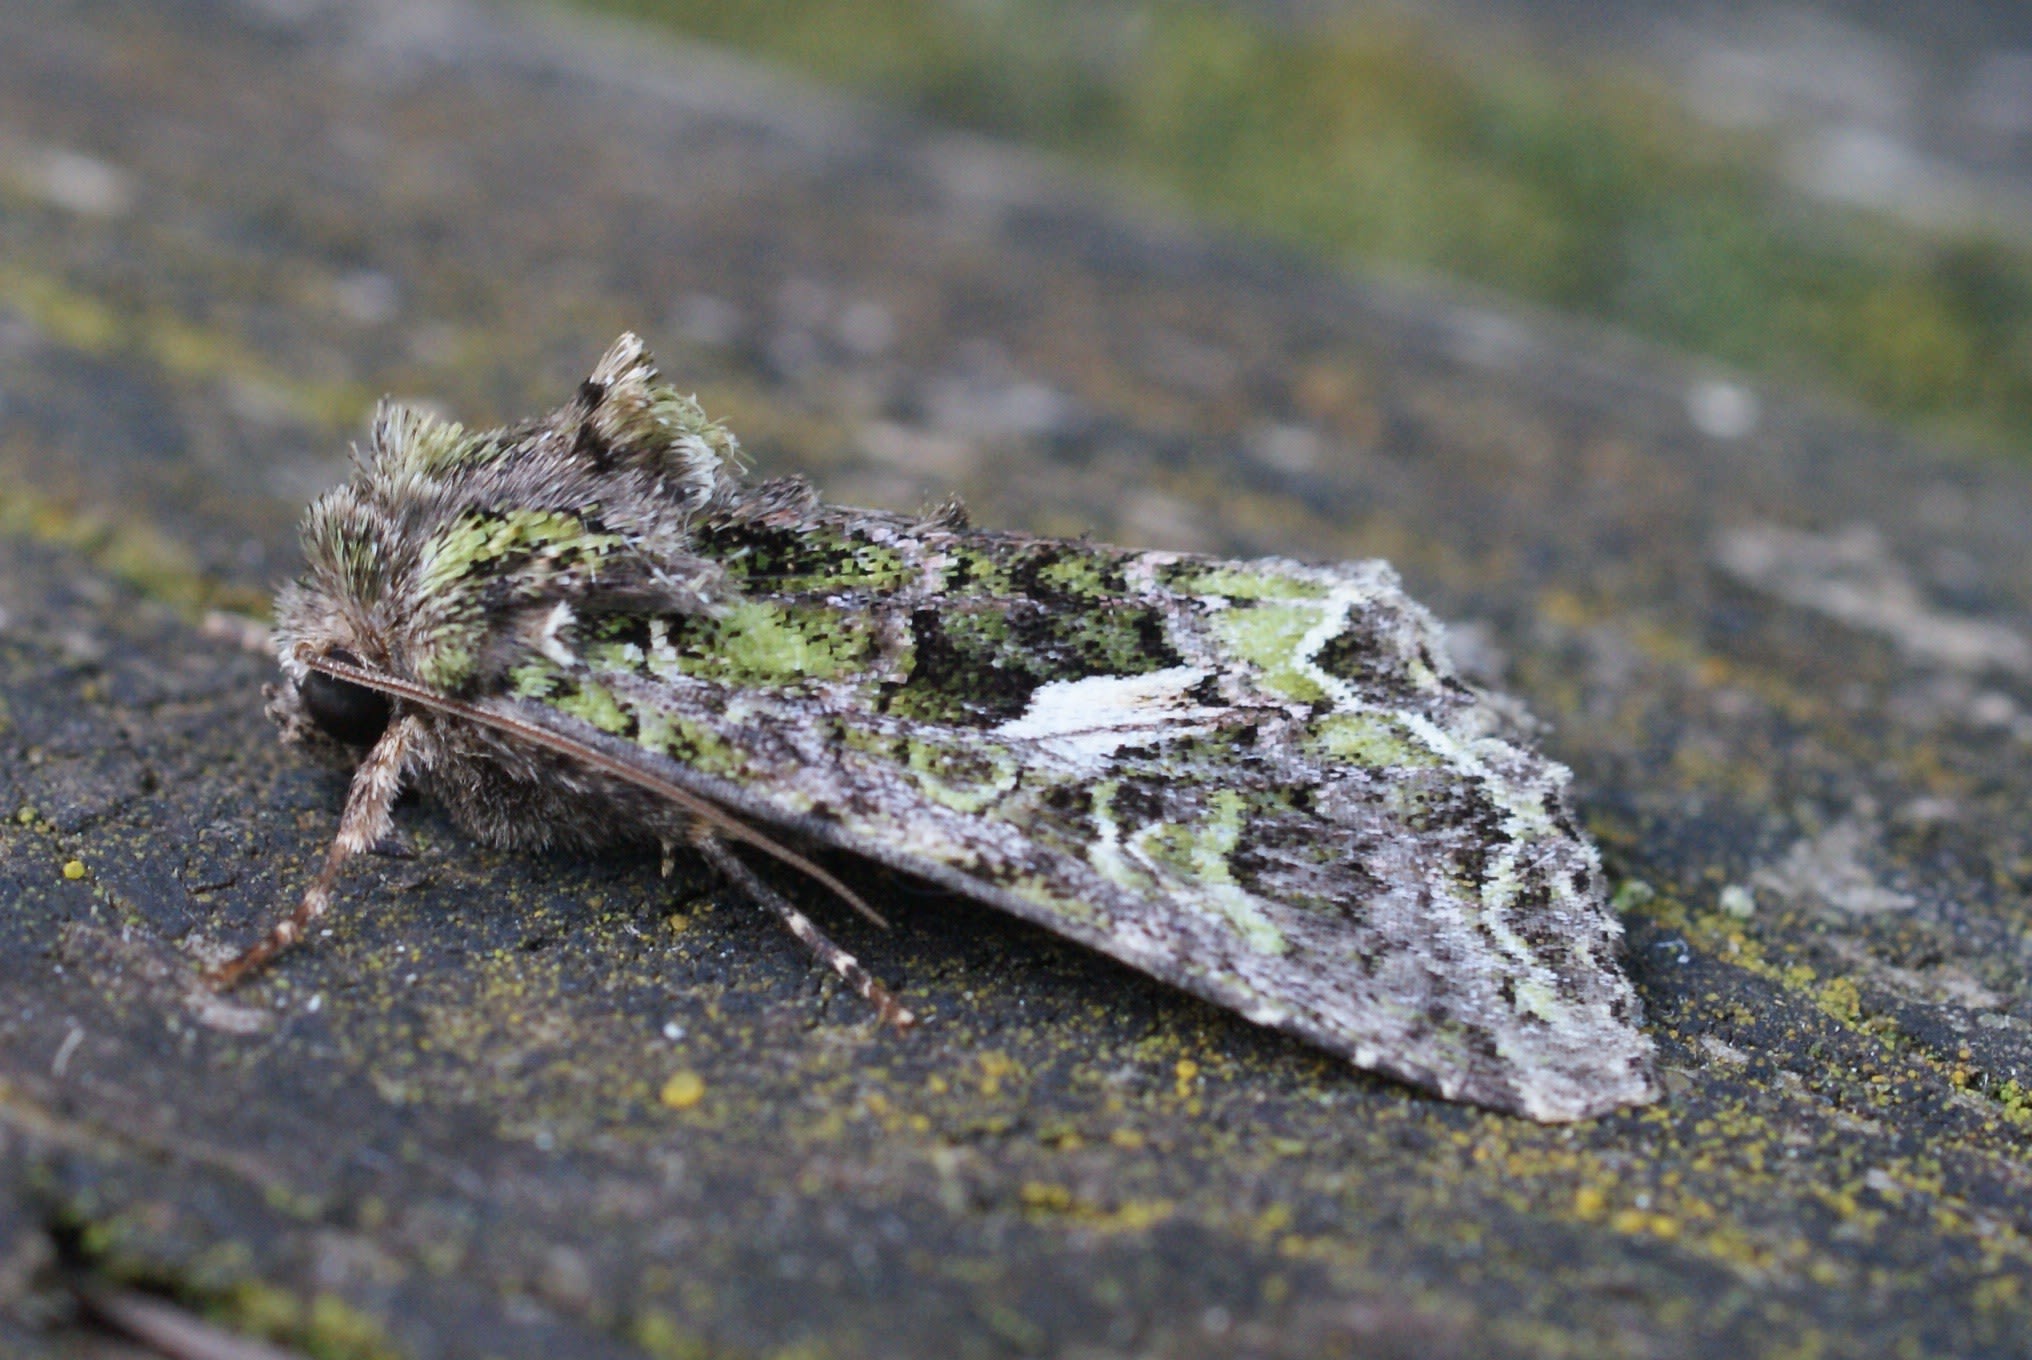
[223,333,1658,1122]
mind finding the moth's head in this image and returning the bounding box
[280,650,392,747]
[266,521,400,757]
[266,331,745,755]
[266,606,397,757]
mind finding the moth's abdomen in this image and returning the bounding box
[421,719,683,852]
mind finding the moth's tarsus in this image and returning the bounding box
[247,331,1654,1120]
[212,713,415,989]
[695,834,916,1031]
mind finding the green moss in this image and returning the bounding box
[634,1310,719,1360]
[0,481,269,617]
[568,0,2032,455]
[0,261,370,431]
[304,1294,403,1360]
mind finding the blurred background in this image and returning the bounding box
[5,0,2030,616]
[584,0,2032,454]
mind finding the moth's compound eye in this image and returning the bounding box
[300,663,391,746]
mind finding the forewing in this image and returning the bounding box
[502,512,1658,1121]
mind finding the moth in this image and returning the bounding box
[220,333,1658,1122]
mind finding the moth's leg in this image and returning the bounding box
[207,714,420,990]
[693,834,916,1030]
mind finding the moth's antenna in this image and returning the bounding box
[208,713,418,989]
[694,834,914,1030]
[296,652,890,930]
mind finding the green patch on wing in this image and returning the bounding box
[1125,788,1287,956]
[552,676,631,734]
[1211,600,1329,702]
[1308,713,1442,769]
[702,519,913,593]
[662,600,879,685]
[515,656,755,780]
[1166,564,1329,601]
[419,510,625,592]
[1030,551,1126,599]
[883,600,1183,725]
[411,509,629,689]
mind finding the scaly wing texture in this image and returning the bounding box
[499,503,1659,1121]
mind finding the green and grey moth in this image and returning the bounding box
[221,333,1658,1122]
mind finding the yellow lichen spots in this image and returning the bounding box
[1108,1127,1146,1151]
[659,1071,707,1110]
[1252,1203,1294,1240]
[977,1051,1020,1097]
[0,265,368,431]
[1036,1121,1084,1151]
[1019,1180,1073,1213]
[1534,587,1596,632]
[1276,1233,1319,1261]
[1609,878,1657,913]
[0,264,119,350]
[1017,1182,1175,1232]
[1608,1209,1683,1241]
[13,805,37,826]
[1815,977,1863,1026]
[1993,1081,2032,1129]
[306,1294,401,1360]
[1572,1185,1608,1220]
[210,1281,400,1360]
[0,481,262,617]
[1780,963,1818,991]
[634,1309,719,1360]
[1974,1274,2023,1312]
[1173,1058,1201,1100]
[60,858,86,880]
[218,1280,302,1342]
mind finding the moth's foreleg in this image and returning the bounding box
[693,834,915,1031]
[208,714,419,990]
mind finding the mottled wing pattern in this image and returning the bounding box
[498,503,1658,1121]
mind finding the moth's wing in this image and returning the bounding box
[505,537,1658,1122]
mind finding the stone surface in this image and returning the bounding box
[2,1,2032,1356]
